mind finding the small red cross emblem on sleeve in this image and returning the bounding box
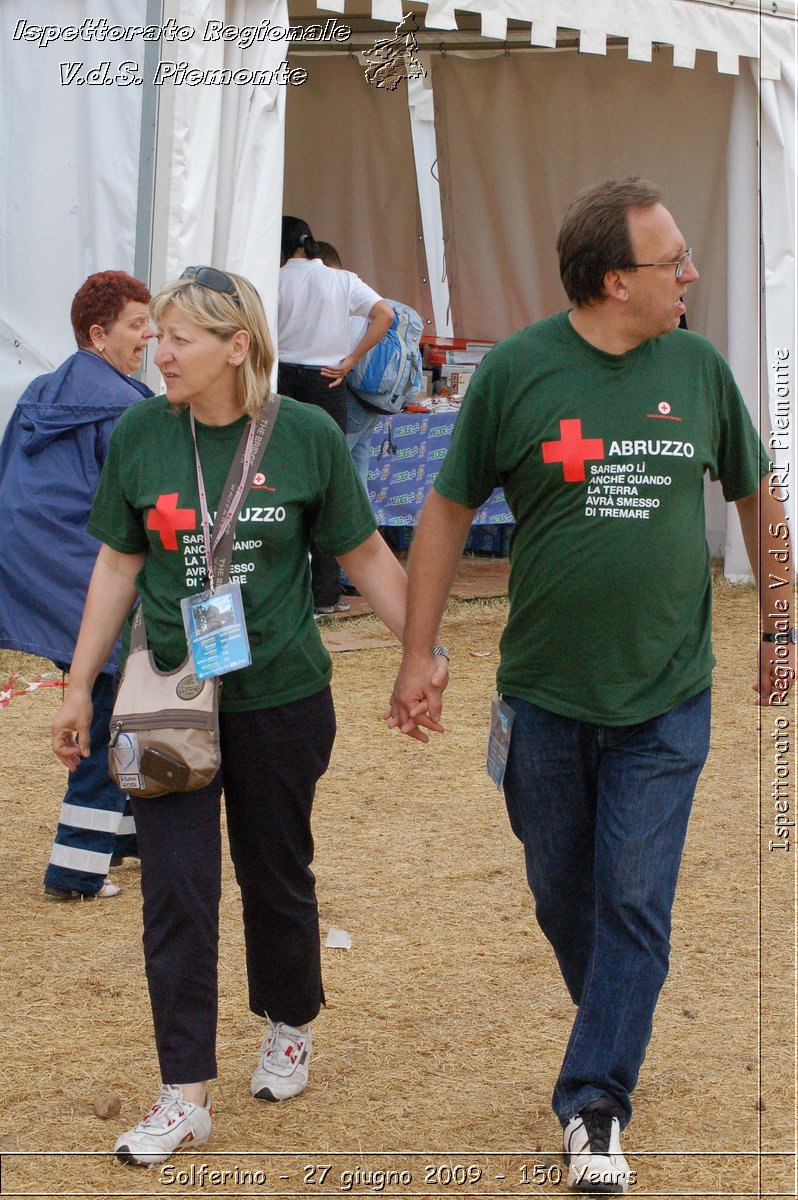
[146,493,196,550]
[542,419,605,482]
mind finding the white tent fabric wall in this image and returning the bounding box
[408,62,453,336]
[419,0,795,81]
[0,0,147,429]
[722,64,763,578]
[2,0,795,578]
[146,0,289,392]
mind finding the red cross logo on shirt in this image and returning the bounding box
[147,493,196,550]
[542,419,605,482]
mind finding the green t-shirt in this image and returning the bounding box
[435,312,769,725]
[88,395,377,711]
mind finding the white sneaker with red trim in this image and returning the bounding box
[114,1084,212,1166]
[251,1018,311,1101]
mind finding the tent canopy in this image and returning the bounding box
[2,0,795,574]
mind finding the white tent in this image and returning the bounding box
[2,0,795,573]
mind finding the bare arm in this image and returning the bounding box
[735,477,796,704]
[321,299,394,385]
[337,530,449,729]
[52,545,145,769]
[387,489,477,742]
[337,530,409,642]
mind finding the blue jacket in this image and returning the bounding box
[0,350,152,670]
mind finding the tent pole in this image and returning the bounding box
[133,0,164,289]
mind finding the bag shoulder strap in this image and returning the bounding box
[130,393,281,654]
[211,393,280,588]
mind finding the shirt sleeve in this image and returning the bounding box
[713,355,770,502]
[348,272,383,320]
[86,417,149,554]
[433,349,503,508]
[311,419,378,556]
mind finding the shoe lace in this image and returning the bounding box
[139,1085,187,1130]
[264,1022,303,1068]
[580,1108,613,1154]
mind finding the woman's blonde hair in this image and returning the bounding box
[151,271,274,417]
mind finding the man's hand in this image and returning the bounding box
[386,651,449,743]
[755,637,796,706]
[52,687,93,771]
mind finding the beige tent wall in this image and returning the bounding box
[432,48,734,351]
[283,56,434,326]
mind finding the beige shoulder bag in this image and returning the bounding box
[108,397,280,797]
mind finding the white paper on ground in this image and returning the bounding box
[325,927,352,950]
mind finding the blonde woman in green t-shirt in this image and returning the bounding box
[51,268,446,1169]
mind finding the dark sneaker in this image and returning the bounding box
[563,1103,631,1194]
[313,598,350,618]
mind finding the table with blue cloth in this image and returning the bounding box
[366,409,513,554]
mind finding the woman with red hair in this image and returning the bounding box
[0,270,155,899]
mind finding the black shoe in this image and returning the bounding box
[43,884,76,901]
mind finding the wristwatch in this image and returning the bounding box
[762,628,797,643]
[432,644,450,659]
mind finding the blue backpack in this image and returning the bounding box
[347,300,423,413]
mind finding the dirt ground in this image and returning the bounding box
[0,582,795,1199]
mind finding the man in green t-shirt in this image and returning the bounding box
[388,177,795,1193]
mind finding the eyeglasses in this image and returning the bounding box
[627,248,693,280]
[180,266,239,301]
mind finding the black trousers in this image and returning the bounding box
[277,362,347,608]
[130,688,336,1083]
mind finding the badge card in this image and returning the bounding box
[180,581,251,680]
[486,692,515,791]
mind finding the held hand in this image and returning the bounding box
[320,355,355,387]
[385,652,449,744]
[754,638,796,706]
[52,690,93,771]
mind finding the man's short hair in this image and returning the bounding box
[557,177,662,306]
[316,241,342,269]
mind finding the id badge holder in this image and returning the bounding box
[486,692,515,791]
[180,581,252,681]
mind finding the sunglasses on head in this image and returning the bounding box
[180,266,239,301]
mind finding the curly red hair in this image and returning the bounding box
[70,271,151,347]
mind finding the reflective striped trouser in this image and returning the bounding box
[43,671,137,895]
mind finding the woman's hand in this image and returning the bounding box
[320,354,356,386]
[48,544,144,770]
[52,686,94,771]
[385,650,449,743]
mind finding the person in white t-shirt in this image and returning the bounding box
[278,217,392,616]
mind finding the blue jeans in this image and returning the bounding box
[44,670,137,895]
[346,390,380,490]
[502,689,711,1128]
[341,391,380,589]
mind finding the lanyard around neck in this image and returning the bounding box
[189,412,257,592]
